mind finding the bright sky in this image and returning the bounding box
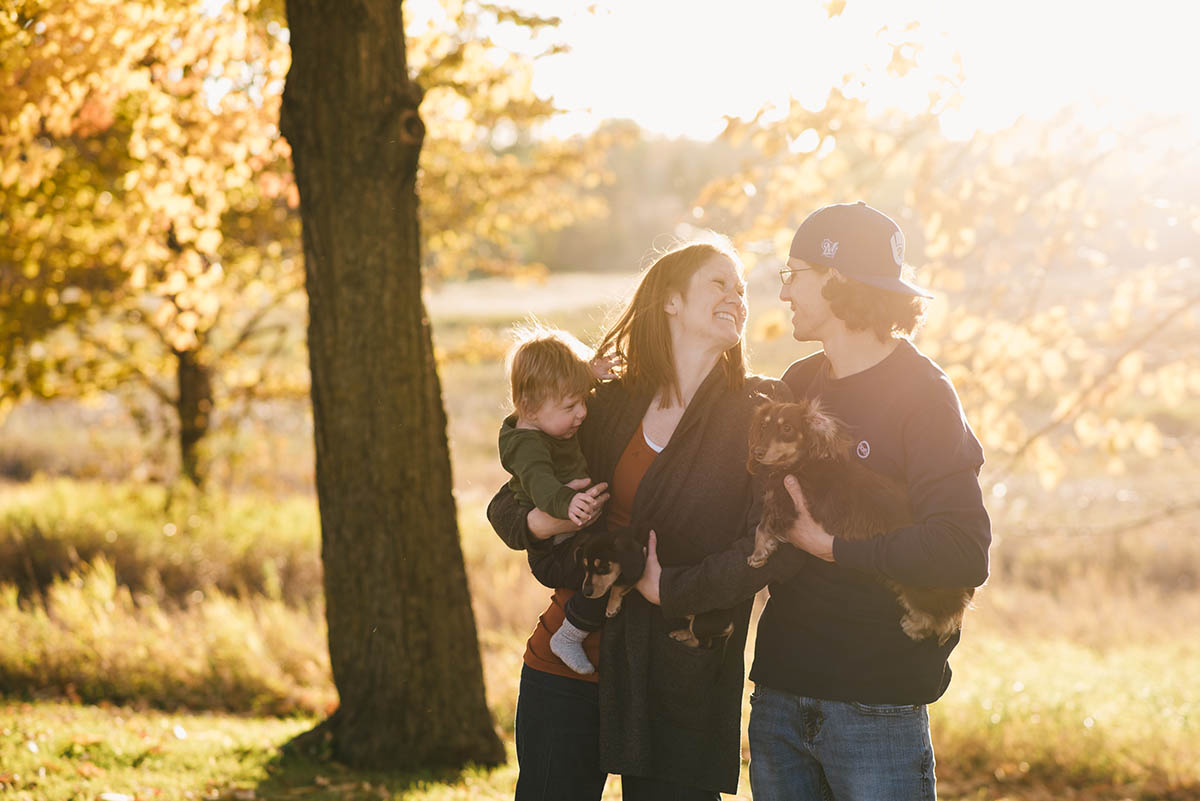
[473,0,1200,141]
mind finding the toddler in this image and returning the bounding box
[498,328,610,674]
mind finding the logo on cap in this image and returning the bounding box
[822,239,839,259]
[856,440,870,459]
[890,231,904,267]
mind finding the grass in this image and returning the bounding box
[0,479,321,606]
[0,557,332,716]
[0,701,635,801]
[932,637,1200,798]
[3,483,1200,798]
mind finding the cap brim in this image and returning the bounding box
[843,272,934,299]
[788,256,934,298]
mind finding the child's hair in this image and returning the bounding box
[508,326,595,417]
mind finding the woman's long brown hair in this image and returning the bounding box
[595,240,748,406]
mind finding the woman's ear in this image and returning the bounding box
[664,291,681,316]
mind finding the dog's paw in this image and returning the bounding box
[747,551,768,568]
[668,629,700,648]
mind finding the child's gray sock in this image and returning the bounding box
[549,618,595,675]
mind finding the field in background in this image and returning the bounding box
[2,272,1199,800]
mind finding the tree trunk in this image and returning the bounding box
[279,0,504,771]
[175,348,212,486]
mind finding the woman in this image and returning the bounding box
[488,237,786,800]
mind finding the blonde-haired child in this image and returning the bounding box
[498,327,612,674]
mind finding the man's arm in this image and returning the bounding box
[832,468,990,587]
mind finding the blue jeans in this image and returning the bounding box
[515,666,720,801]
[748,685,936,801]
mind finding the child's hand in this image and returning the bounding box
[527,482,609,540]
[567,480,608,526]
[589,352,620,381]
[567,491,595,526]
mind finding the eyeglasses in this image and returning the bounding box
[779,266,815,285]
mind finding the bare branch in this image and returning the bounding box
[992,287,1200,482]
[78,329,177,406]
[1005,498,1200,539]
[214,289,298,360]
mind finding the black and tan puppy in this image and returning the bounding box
[747,399,973,645]
[578,529,646,620]
[577,530,734,648]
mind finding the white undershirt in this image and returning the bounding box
[643,428,665,453]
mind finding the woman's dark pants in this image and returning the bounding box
[515,665,720,800]
[515,665,607,801]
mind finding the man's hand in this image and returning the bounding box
[783,475,835,562]
[634,529,661,605]
[527,480,610,540]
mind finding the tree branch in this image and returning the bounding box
[1006,497,1200,539]
[992,287,1200,482]
[79,329,176,406]
[214,289,298,360]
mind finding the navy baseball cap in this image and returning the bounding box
[788,201,933,298]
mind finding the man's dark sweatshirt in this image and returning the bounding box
[659,340,991,705]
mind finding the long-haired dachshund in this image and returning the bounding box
[747,399,973,645]
[577,530,734,648]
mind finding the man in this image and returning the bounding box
[637,201,991,800]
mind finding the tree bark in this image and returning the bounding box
[175,348,212,485]
[279,0,503,771]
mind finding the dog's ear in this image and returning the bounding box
[804,400,852,460]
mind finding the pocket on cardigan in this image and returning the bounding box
[648,632,725,731]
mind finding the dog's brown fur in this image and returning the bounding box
[747,399,974,645]
[577,530,734,648]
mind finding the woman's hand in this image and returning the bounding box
[635,529,661,605]
[783,475,835,562]
[527,480,610,540]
